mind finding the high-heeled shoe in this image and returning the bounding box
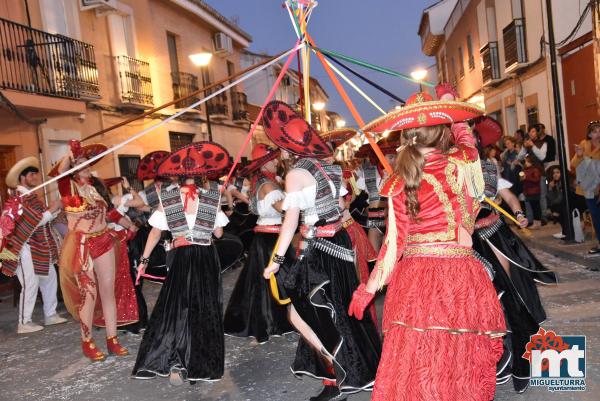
[82,338,106,362]
[106,336,129,356]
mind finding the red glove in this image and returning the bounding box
[348,284,375,320]
[435,82,459,100]
[106,208,124,224]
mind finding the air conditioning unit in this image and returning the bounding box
[213,32,233,56]
[80,0,118,13]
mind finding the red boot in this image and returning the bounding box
[106,336,128,356]
[82,338,106,362]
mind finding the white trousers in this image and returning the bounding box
[15,243,58,324]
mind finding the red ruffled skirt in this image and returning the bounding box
[344,218,378,325]
[372,246,505,401]
[59,229,138,327]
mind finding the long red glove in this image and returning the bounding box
[348,284,375,320]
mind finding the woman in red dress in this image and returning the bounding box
[52,140,137,361]
[348,86,506,401]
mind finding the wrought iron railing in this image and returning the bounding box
[171,71,199,109]
[503,18,527,70]
[231,90,248,122]
[206,83,228,117]
[481,41,501,83]
[116,55,152,106]
[0,17,99,99]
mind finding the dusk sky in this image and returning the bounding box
[204,0,434,126]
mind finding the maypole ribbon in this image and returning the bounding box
[221,41,303,190]
[484,196,531,236]
[23,45,301,196]
[267,237,291,305]
[306,33,393,174]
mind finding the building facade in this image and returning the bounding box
[419,0,597,159]
[0,0,252,199]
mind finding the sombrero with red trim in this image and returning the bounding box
[103,177,124,188]
[262,101,332,158]
[137,150,170,181]
[362,91,484,133]
[240,144,280,176]
[321,128,357,148]
[48,141,108,177]
[473,116,503,147]
[158,141,231,178]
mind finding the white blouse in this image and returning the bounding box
[257,189,285,226]
[498,177,513,191]
[282,185,347,226]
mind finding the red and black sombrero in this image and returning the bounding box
[48,141,108,177]
[321,128,357,148]
[473,116,503,147]
[103,177,124,187]
[157,141,231,179]
[137,150,170,181]
[262,101,332,158]
[362,91,484,133]
[240,143,280,176]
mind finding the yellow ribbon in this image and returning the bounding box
[483,196,531,236]
[267,237,291,305]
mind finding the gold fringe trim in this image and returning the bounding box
[375,190,399,289]
[387,320,506,338]
[452,154,485,200]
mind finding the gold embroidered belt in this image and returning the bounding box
[387,320,506,338]
[342,218,354,229]
[403,245,473,258]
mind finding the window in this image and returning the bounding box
[467,34,475,70]
[108,13,136,57]
[450,56,457,85]
[505,105,518,136]
[227,61,235,82]
[458,47,465,78]
[527,106,539,128]
[118,155,142,191]
[167,33,179,73]
[40,0,80,38]
[169,132,194,151]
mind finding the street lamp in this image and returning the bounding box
[335,119,346,128]
[410,68,428,92]
[312,101,326,111]
[189,52,214,141]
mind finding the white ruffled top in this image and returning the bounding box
[256,189,285,226]
[282,185,347,226]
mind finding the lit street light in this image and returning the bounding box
[312,101,326,111]
[410,68,428,92]
[189,52,214,141]
[335,119,346,128]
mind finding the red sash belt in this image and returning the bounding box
[300,220,342,238]
[475,213,500,230]
[254,225,281,234]
[172,237,212,248]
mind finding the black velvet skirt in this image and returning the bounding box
[280,230,381,393]
[473,210,557,386]
[132,244,224,381]
[223,232,294,343]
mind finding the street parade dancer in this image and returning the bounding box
[348,86,506,401]
[132,141,231,385]
[262,101,381,401]
[223,143,294,343]
[471,117,557,393]
[52,140,137,361]
[0,157,67,334]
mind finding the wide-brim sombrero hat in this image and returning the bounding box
[48,143,108,177]
[6,156,40,189]
[157,141,231,179]
[321,128,357,148]
[362,92,484,133]
[473,116,503,147]
[103,177,124,188]
[137,150,170,181]
[262,101,332,158]
[240,144,280,176]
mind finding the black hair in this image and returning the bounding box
[19,166,39,180]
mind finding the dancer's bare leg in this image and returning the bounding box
[288,305,333,365]
[75,267,97,340]
[94,248,117,337]
[368,228,383,252]
[492,247,511,279]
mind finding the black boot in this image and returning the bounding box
[513,376,530,393]
[309,385,347,401]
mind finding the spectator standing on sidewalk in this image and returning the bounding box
[547,166,587,239]
[501,136,523,197]
[521,155,543,229]
[572,121,600,254]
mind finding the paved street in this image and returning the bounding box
[0,233,598,401]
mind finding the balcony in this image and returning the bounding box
[0,17,99,101]
[116,55,153,108]
[503,18,528,72]
[171,71,199,110]
[481,42,501,86]
[231,91,248,124]
[206,84,228,121]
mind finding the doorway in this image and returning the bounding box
[0,146,16,201]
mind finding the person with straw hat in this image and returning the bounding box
[52,140,136,361]
[132,141,231,386]
[1,157,66,334]
[348,84,506,401]
[261,101,381,401]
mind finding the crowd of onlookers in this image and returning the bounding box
[491,121,600,255]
